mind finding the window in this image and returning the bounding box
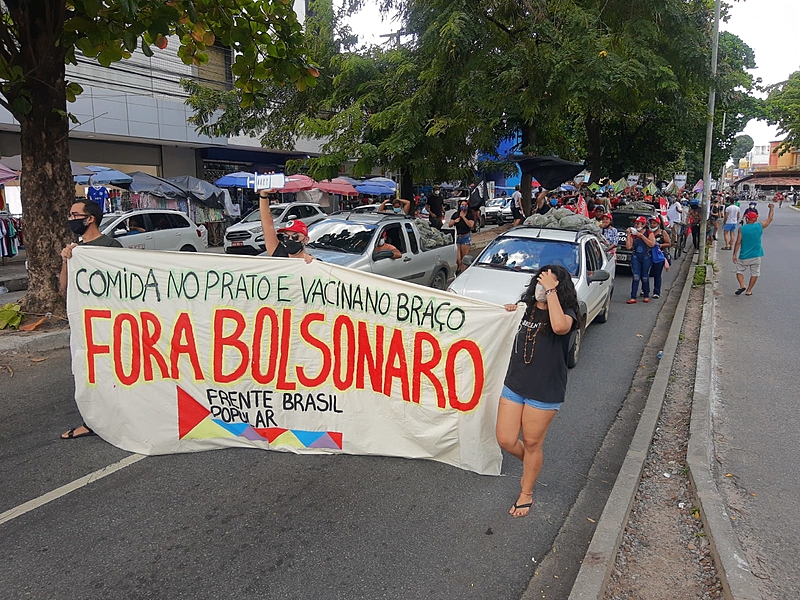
[151,213,172,230]
[477,237,580,276]
[167,214,191,228]
[585,239,604,274]
[307,221,377,254]
[405,223,419,253]
[290,205,311,219]
[381,224,407,253]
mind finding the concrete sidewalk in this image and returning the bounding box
[710,205,800,598]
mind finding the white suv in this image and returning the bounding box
[100,209,208,252]
[224,202,327,255]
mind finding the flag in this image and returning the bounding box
[612,177,627,193]
[577,194,589,217]
[692,179,703,193]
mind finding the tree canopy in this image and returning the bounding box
[766,70,800,156]
[730,135,754,161]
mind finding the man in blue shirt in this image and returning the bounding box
[733,202,774,296]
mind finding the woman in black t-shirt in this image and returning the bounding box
[449,200,476,273]
[496,265,581,517]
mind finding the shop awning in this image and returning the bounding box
[166,176,225,208]
[740,176,800,187]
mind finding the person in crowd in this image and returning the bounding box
[599,213,618,253]
[510,185,524,225]
[60,199,123,440]
[127,216,146,234]
[427,185,445,229]
[686,200,702,250]
[647,215,671,299]
[733,203,774,296]
[742,201,759,222]
[259,191,315,261]
[497,266,581,517]
[626,215,656,303]
[378,197,412,215]
[722,199,740,250]
[709,197,721,241]
[373,230,402,260]
[775,191,784,208]
[449,199,476,273]
[666,196,684,253]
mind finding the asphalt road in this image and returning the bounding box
[712,203,800,598]
[0,250,681,600]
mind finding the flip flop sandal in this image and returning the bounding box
[510,501,534,516]
[735,288,746,295]
[61,426,96,440]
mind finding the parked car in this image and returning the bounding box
[99,209,208,252]
[611,204,658,269]
[485,197,511,224]
[224,202,327,255]
[331,203,381,216]
[302,213,457,289]
[447,226,616,367]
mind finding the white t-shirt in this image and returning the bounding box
[725,204,740,224]
[511,190,522,209]
[667,201,683,225]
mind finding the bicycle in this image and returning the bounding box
[674,223,688,259]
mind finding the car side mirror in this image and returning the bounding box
[374,249,395,261]
[461,255,474,267]
[113,228,128,237]
[286,214,298,221]
[588,270,610,283]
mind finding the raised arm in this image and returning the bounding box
[762,203,775,229]
[259,193,280,256]
[397,198,412,214]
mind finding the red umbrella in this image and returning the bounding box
[279,174,316,193]
[314,177,358,196]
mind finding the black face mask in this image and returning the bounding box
[68,218,89,236]
[283,239,304,255]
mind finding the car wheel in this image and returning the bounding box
[567,326,583,369]
[180,245,197,252]
[595,289,612,323]
[430,269,447,290]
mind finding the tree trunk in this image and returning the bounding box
[519,124,537,216]
[399,167,414,205]
[9,1,73,316]
[585,113,602,184]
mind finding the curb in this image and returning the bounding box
[0,329,71,354]
[686,249,762,599]
[568,252,695,599]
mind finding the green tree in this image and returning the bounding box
[0,0,315,314]
[730,135,754,161]
[766,70,800,155]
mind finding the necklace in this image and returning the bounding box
[522,309,543,365]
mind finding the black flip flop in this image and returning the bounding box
[735,288,746,295]
[510,501,533,516]
[61,426,96,440]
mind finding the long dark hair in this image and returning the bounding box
[519,264,582,334]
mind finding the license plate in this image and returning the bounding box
[617,254,628,263]
[232,241,243,247]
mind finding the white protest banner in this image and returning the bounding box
[626,174,640,188]
[67,248,519,475]
[674,173,687,191]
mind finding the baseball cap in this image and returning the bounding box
[744,212,758,221]
[277,220,308,237]
[634,216,647,224]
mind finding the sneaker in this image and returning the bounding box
[627,298,637,304]
[652,294,660,299]
[643,297,650,303]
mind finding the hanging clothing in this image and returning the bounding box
[0,216,19,257]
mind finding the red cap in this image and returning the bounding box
[745,212,758,221]
[603,213,613,220]
[634,216,647,224]
[277,220,308,237]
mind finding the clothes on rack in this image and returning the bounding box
[0,215,20,257]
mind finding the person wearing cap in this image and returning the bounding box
[733,202,774,296]
[647,215,671,299]
[625,215,656,303]
[258,192,315,261]
[599,213,618,253]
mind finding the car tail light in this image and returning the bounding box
[196,228,202,237]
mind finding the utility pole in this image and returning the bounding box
[699,0,721,261]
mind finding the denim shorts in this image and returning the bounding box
[723,223,737,232]
[456,234,472,246]
[501,385,562,411]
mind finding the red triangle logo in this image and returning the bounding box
[177,386,211,439]
[328,431,343,449]
[253,427,287,443]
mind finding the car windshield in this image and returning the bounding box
[488,198,506,207]
[242,207,284,223]
[307,221,377,254]
[100,216,119,230]
[613,212,652,230]
[477,236,580,276]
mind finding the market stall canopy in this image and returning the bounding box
[74,165,133,186]
[0,163,18,184]
[315,177,358,196]
[510,156,586,190]
[0,154,93,176]
[365,176,397,191]
[166,176,225,208]
[126,171,189,199]
[280,174,316,193]
[214,171,256,188]
[355,182,395,195]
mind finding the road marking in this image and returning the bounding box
[0,454,147,526]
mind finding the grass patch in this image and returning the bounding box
[693,266,707,286]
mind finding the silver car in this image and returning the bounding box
[304,214,457,289]
[224,202,327,255]
[447,226,616,367]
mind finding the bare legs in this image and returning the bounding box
[735,272,758,295]
[456,243,470,273]
[496,397,558,517]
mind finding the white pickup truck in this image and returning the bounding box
[304,213,458,289]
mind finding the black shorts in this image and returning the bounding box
[511,207,523,220]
